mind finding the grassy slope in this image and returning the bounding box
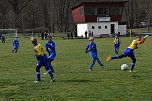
[0,36,152,101]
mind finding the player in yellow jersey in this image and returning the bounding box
[107,35,149,72]
[114,34,121,55]
[31,37,55,82]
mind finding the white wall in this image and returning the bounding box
[77,22,119,37]
[77,24,88,37]
[118,25,126,35]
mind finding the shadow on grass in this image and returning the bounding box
[130,74,142,80]
[59,79,101,82]
[107,68,120,71]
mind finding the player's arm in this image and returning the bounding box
[46,43,55,53]
[13,40,15,45]
[18,40,20,47]
[140,35,149,44]
[85,44,89,53]
[88,46,94,52]
[86,45,94,53]
[34,47,42,59]
[45,43,50,53]
[119,38,121,45]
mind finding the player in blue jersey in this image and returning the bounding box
[107,35,149,72]
[1,34,5,43]
[85,37,104,71]
[31,37,55,82]
[44,35,56,74]
[114,34,121,55]
[12,37,19,53]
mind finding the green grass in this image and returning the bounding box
[0,36,152,101]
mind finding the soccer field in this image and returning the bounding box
[0,36,152,101]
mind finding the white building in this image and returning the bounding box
[71,2,127,38]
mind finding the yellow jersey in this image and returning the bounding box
[128,40,140,49]
[114,38,120,44]
[34,44,45,56]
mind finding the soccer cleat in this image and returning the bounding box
[106,56,111,62]
[43,72,48,75]
[51,78,55,82]
[89,68,92,71]
[100,64,104,68]
[34,80,40,83]
[129,70,132,72]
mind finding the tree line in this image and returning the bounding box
[0,0,152,33]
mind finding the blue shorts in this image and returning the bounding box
[122,48,135,58]
[114,44,120,48]
[37,54,49,67]
[48,53,56,60]
[90,52,98,58]
[14,45,19,48]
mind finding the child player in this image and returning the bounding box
[1,34,5,43]
[114,34,120,55]
[44,35,56,74]
[12,37,19,53]
[85,37,104,71]
[31,37,55,82]
[107,35,149,72]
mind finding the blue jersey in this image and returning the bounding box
[13,39,19,48]
[86,42,98,57]
[45,41,56,54]
[45,40,56,60]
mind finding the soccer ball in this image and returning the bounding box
[121,64,128,71]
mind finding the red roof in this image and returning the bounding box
[71,1,127,10]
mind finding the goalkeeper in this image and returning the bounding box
[85,37,104,71]
[107,35,148,72]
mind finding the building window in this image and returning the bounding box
[85,8,97,15]
[109,7,118,15]
[97,8,109,16]
[105,26,107,29]
[92,26,95,29]
[80,8,84,15]
[98,26,101,29]
[118,7,123,15]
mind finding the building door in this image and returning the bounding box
[111,24,115,35]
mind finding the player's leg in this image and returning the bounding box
[107,48,128,61]
[45,65,55,82]
[12,48,16,53]
[48,58,54,73]
[114,46,118,55]
[129,55,136,72]
[90,57,96,71]
[15,47,18,53]
[36,64,41,81]
[107,54,125,61]
[96,57,104,67]
[44,53,56,74]
[43,54,55,82]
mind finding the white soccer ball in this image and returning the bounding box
[121,64,128,71]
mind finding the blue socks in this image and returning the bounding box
[131,63,135,71]
[36,72,41,81]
